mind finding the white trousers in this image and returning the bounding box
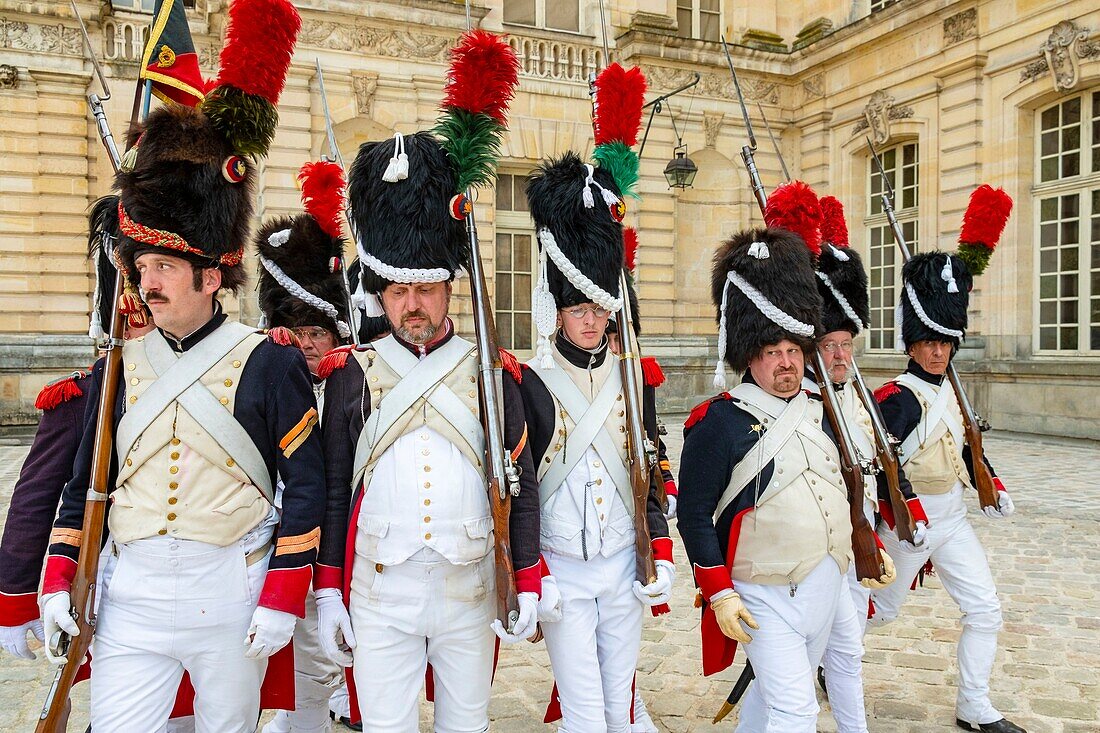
[869,484,1003,725]
[263,589,344,733]
[350,550,495,733]
[91,536,270,733]
[541,546,643,733]
[735,557,852,733]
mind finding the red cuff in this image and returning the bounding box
[515,562,542,596]
[993,477,1006,493]
[538,554,551,578]
[259,566,313,618]
[663,480,678,498]
[652,537,674,564]
[0,591,40,627]
[41,555,77,596]
[907,497,929,525]
[693,563,733,601]
[313,563,343,591]
[874,532,885,550]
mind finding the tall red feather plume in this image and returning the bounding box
[440,29,519,123]
[213,0,301,105]
[623,227,638,271]
[818,195,849,248]
[764,180,823,256]
[298,161,346,239]
[959,184,1013,249]
[593,64,647,147]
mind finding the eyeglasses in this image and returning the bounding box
[821,341,854,354]
[562,306,611,320]
[291,327,333,342]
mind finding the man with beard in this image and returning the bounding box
[313,129,542,731]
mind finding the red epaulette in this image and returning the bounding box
[316,345,359,380]
[873,381,901,403]
[266,326,300,348]
[35,369,89,411]
[685,392,731,431]
[640,356,665,388]
[499,348,522,383]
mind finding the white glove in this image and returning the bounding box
[40,592,78,665]
[244,606,297,659]
[664,495,678,521]
[315,588,356,667]
[0,619,45,660]
[905,520,928,548]
[491,592,539,644]
[537,576,563,623]
[983,491,1015,519]
[632,560,675,607]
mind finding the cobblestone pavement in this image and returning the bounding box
[2,430,1098,732]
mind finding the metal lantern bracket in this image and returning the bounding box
[637,72,701,158]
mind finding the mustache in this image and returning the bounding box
[401,310,429,324]
[773,365,797,375]
[144,293,168,304]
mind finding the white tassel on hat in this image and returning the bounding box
[829,243,850,262]
[713,275,733,389]
[382,133,409,183]
[580,163,619,209]
[532,244,558,368]
[941,255,959,293]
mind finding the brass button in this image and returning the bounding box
[371,376,379,383]
[224,379,233,387]
[129,395,137,404]
[169,466,178,474]
[421,449,429,456]
[424,499,431,506]
[553,443,562,451]
[168,497,178,505]
[375,563,384,573]
[468,390,476,398]
[130,377,139,386]
[171,438,180,446]
[158,528,167,535]
[169,481,178,490]
[226,458,235,467]
[423,481,431,488]
[423,516,431,523]
[616,394,622,401]
[125,458,133,466]
[595,478,603,485]
[167,512,177,521]
[423,465,431,472]
[618,410,625,417]
[777,469,783,474]
[596,497,603,505]
[593,461,602,468]
[559,410,567,418]
[171,452,180,460]
[545,456,552,463]
[558,429,565,436]
[618,426,625,433]
[421,434,429,441]
[424,532,432,540]
[469,376,476,383]
[232,360,241,368]
[220,397,229,405]
[128,363,136,371]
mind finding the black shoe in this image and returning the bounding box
[816,665,828,697]
[331,710,363,731]
[956,717,1027,733]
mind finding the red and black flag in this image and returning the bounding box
[140,0,205,107]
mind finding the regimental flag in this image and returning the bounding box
[140,0,205,107]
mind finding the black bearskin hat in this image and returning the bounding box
[345,259,393,342]
[711,228,823,379]
[817,245,870,336]
[87,196,151,337]
[899,251,972,350]
[347,131,469,295]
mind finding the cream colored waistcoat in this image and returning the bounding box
[896,377,971,496]
[728,390,853,586]
[110,332,271,546]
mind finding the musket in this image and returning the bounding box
[314,58,360,346]
[37,6,130,732]
[721,37,767,216]
[866,138,999,512]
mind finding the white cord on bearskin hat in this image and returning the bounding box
[258,252,351,339]
[894,281,965,351]
[816,270,865,334]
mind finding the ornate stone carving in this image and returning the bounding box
[851,90,913,143]
[1019,58,1049,84]
[703,112,724,148]
[1040,20,1090,91]
[802,73,824,102]
[0,64,17,89]
[943,8,977,46]
[352,71,379,117]
[298,20,452,62]
[643,65,780,104]
[0,19,82,56]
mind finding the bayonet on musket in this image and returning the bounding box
[71,0,121,169]
[756,101,790,182]
[721,37,767,216]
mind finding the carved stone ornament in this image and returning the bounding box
[851,90,913,143]
[298,20,452,62]
[943,8,977,46]
[0,64,17,89]
[802,73,824,103]
[644,64,780,104]
[352,72,379,117]
[1039,20,1090,92]
[0,18,82,57]
[703,111,724,148]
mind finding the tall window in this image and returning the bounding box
[495,173,535,352]
[676,0,720,41]
[864,142,919,350]
[503,0,580,33]
[870,0,899,11]
[1035,92,1100,352]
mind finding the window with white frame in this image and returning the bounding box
[676,0,720,42]
[864,142,919,351]
[870,0,899,12]
[1035,92,1100,352]
[503,0,580,33]
[495,172,535,353]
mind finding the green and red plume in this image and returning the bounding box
[764,180,823,257]
[591,63,647,200]
[818,195,849,249]
[623,226,638,272]
[957,184,1012,276]
[298,161,346,240]
[202,0,301,157]
[434,29,520,193]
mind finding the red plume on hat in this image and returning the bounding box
[764,180,823,256]
[957,184,1012,276]
[623,226,639,272]
[818,195,850,249]
[298,161,346,239]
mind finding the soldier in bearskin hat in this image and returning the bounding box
[518,62,675,733]
[38,1,324,729]
[313,31,544,731]
[676,215,882,732]
[869,186,1024,733]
